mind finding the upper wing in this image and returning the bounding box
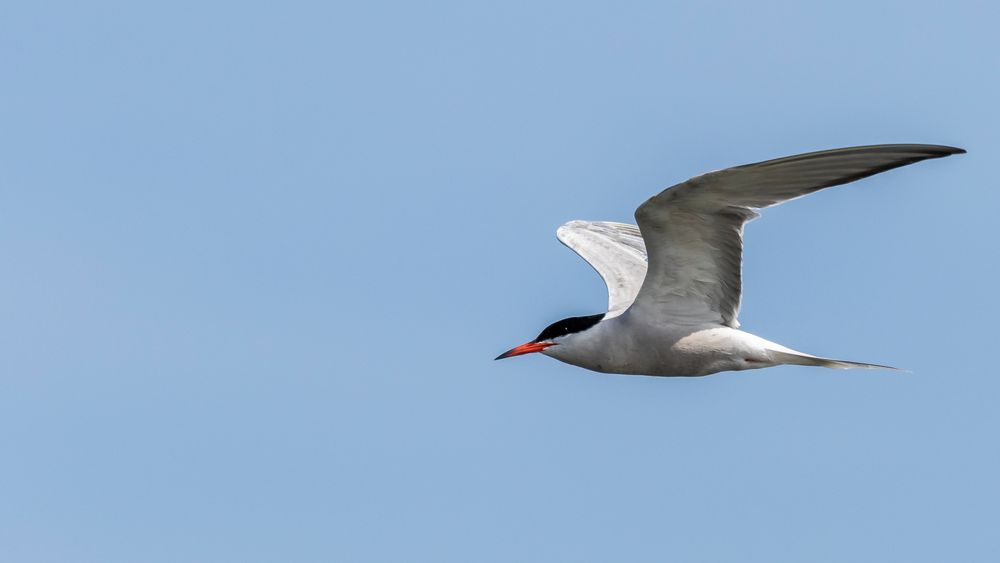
[557,220,648,317]
[630,144,965,327]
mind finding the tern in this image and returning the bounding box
[496,144,964,376]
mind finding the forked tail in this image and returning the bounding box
[768,349,901,371]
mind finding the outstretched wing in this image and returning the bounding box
[557,220,648,317]
[629,144,965,327]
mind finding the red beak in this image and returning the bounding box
[495,341,554,360]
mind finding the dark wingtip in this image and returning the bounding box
[934,145,966,155]
[904,144,965,158]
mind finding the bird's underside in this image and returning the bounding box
[541,320,897,377]
[498,144,965,376]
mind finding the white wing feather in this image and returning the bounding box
[630,144,964,327]
[556,220,648,317]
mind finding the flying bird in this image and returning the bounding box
[496,144,965,376]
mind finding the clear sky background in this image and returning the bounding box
[1,1,996,562]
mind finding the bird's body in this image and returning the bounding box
[544,318,768,376]
[543,317,877,376]
[497,144,964,377]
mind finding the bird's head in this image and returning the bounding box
[495,313,604,360]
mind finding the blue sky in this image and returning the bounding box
[1,1,996,561]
